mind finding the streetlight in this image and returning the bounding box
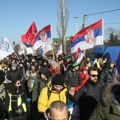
[82,15,87,28]
[73,17,79,33]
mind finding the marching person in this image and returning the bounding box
[47,100,69,120]
[89,83,120,120]
[37,74,68,116]
[69,67,102,120]
[5,80,27,120]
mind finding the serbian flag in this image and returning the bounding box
[33,25,51,50]
[71,19,103,53]
[75,47,81,60]
[21,22,37,47]
[75,47,83,63]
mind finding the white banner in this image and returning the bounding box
[0,37,14,60]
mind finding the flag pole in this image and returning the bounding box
[51,25,55,60]
[82,15,87,57]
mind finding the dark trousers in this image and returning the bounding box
[9,113,27,120]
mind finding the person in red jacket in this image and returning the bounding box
[75,58,91,92]
[49,62,61,75]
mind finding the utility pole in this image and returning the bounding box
[73,17,79,33]
[81,8,120,56]
[61,0,65,52]
[82,8,120,28]
[82,15,87,28]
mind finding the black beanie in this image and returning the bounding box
[103,52,110,60]
[40,67,52,78]
[52,74,65,86]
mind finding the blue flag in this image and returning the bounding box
[116,52,120,75]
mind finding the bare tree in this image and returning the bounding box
[104,27,120,46]
[105,27,120,41]
[13,44,20,54]
[56,0,69,52]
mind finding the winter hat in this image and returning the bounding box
[52,74,65,86]
[63,56,71,62]
[103,52,110,60]
[42,59,48,66]
[72,62,79,67]
[40,67,52,78]
[96,54,102,59]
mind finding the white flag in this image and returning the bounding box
[42,42,52,54]
[0,37,14,60]
[18,44,26,55]
[56,44,62,56]
[26,47,34,54]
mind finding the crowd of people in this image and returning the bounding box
[0,52,120,120]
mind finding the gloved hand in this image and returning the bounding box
[26,98,31,102]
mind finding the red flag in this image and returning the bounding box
[21,22,37,47]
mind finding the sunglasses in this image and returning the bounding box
[90,74,98,77]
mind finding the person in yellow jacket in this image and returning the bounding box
[38,74,68,113]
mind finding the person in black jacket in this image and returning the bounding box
[89,83,120,120]
[69,67,102,120]
[0,68,7,120]
[65,62,81,88]
[99,60,115,86]
[6,63,23,83]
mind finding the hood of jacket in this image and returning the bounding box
[102,83,120,107]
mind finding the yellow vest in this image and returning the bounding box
[94,59,100,69]
[8,93,27,112]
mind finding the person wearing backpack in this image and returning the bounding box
[32,67,52,103]
[37,74,68,113]
[31,67,52,120]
